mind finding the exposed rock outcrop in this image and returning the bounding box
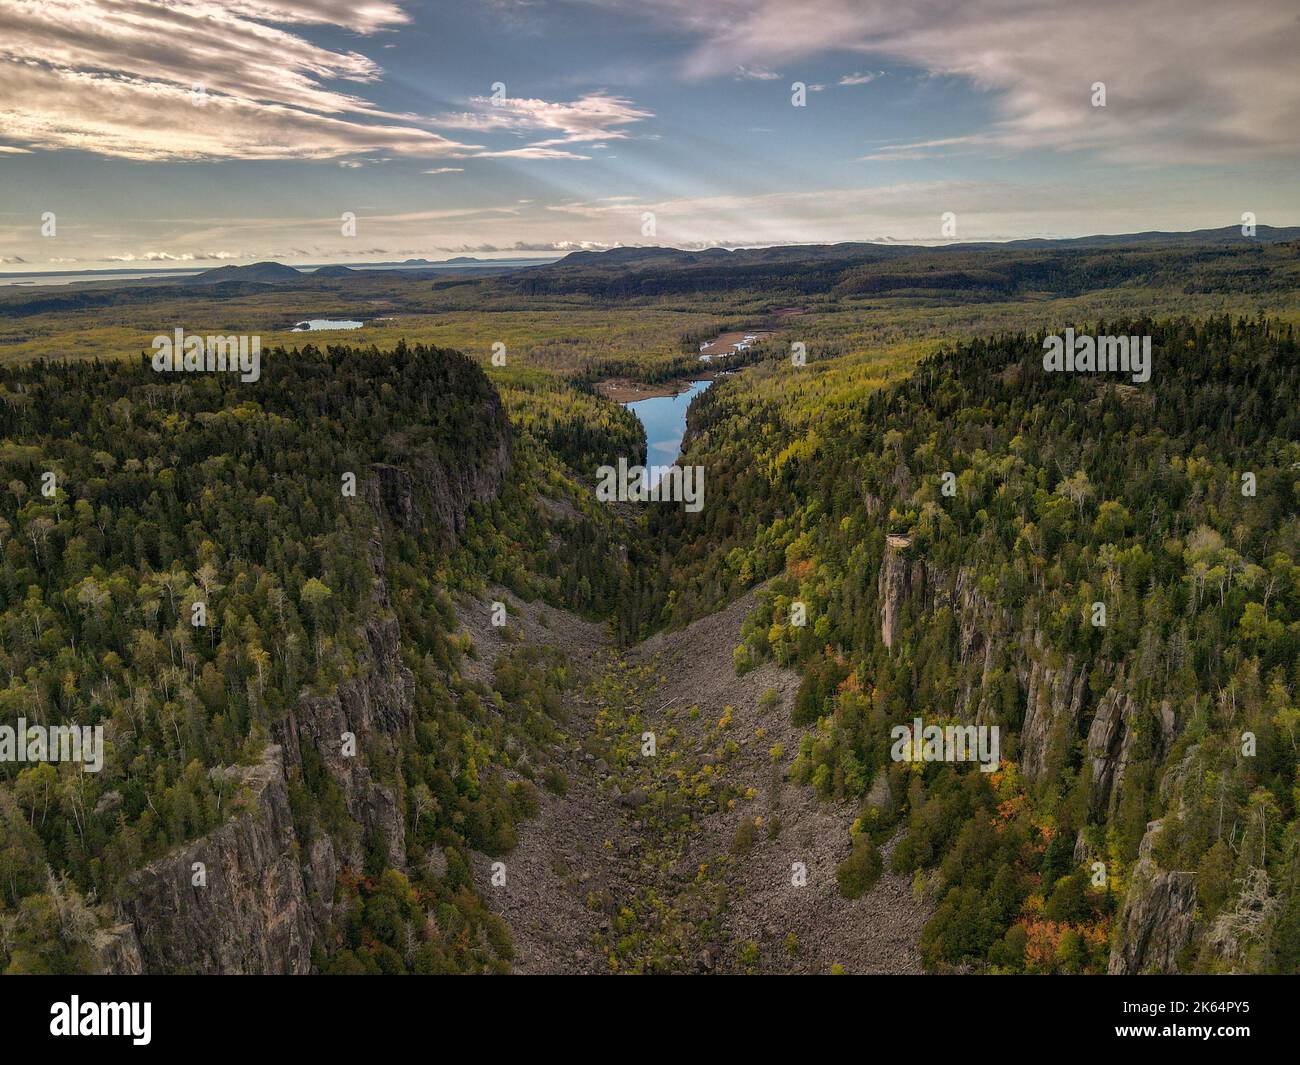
[365,392,511,544]
[106,746,315,974]
[101,610,419,974]
[877,536,916,651]
[1087,684,1130,815]
[94,922,143,975]
[1108,819,1197,973]
[275,615,415,872]
[1088,682,1178,821]
[1019,650,1087,784]
[871,541,1198,969]
[876,542,1007,716]
[872,543,1172,794]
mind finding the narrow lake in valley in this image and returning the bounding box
[623,378,713,488]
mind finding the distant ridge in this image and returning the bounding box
[545,224,1300,271]
[991,224,1300,249]
[505,224,1300,301]
[185,261,304,285]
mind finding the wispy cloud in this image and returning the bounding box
[437,240,611,253]
[473,146,593,160]
[106,250,240,261]
[733,64,781,80]
[613,0,1300,163]
[0,0,482,160]
[436,91,653,158]
[0,3,659,165]
[860,134,990,162]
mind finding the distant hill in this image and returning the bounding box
[508,226,1300,300]
[311,265,360,278]
[555,247,692,268]
[185,261,304,285]
[992,224,1300,249]
[544,226,1300,274]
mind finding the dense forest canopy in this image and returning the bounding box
[1,235,1298,974]
[0,343,639,973]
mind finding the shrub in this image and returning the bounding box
[836,837,883,899]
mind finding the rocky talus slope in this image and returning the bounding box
[471,586,929,974]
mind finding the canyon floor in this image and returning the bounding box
[461,586,929,974]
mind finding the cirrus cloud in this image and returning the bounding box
[0,2,656,164]
[0,0,468,160]
[596,0,1300,163]
[435,91,653,158]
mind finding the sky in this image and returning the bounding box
[1,0,1298,272]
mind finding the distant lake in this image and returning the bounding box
[624,379,713,488]
[290,319,364,331]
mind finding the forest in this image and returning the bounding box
[1,234,1298,974]
[0,342,639,973]
[649,315,1298,972]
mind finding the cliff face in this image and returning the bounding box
[365,386,512,544]
[877,536,914,652]
[874,542,1190,971]
[101,613,422,973]
[878,538,1007,719]
[1108,819,1197,973]
[99,369,512,974]
[275,616,415,873]
[104,746,316,975]
[874,543,1161,791]
[1086,678,1177,821]
[1019,651,1088,785]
